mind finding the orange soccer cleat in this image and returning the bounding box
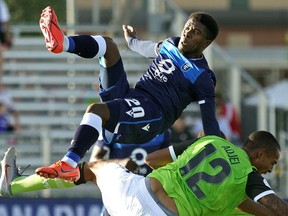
[39,6,64,53]
[35,161,80,182]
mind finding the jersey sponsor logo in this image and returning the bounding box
[181,62,191,71]
[142,123,150,131]
[144,58,175,82]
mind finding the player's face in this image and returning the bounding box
[178,18,211,58]
[253,149,280,174]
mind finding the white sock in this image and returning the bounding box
[92,35,107,57]
[63,36,69,51]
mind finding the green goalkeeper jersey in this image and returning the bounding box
[148,136,254,216]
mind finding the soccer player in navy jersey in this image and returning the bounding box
[36,6,221,181]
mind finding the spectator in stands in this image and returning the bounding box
[36,6,221,181]
[0,1,17,143]
[216,93,241,142]
[0,83,20,134]
[192,93,241,142]
[193,115,233,141]
[0,0,12,81]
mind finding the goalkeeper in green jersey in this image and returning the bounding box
[1,131,287,215]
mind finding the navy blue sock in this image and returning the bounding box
[68,125,99,159]
[68,35,100,58]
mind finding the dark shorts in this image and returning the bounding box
[98,58,164,144]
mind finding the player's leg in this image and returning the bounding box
[37,13,131,180]
[35,65,123,181]
[35,80,163,181]
[0,148,88,197]
[12,161,88,195]
[35,100,112,181]
[10,161,88,196]
[36,6,129,181]
[35,104,104,181]
[40,6,128,91]
[35,59,131,181]
[9,174,75,196]
[39,6,120,67]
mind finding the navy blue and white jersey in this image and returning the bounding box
[97,131,170,176]
[134,37,219,135]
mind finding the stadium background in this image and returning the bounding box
[1,0,288,215]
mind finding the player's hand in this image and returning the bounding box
[122,25,137,43]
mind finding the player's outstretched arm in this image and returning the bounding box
[0,147,77,197]
[258,194,288,216]
[145,147,172,169]
[145,138,199,169]
[122,25,160,59]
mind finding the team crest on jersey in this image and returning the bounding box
[181,62,192,71]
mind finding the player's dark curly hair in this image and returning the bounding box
[189,12,219,41]
[243,131,281,154]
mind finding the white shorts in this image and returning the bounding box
[96,162,167,216]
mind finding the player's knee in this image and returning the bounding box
[86,103,110,125]
[103,36,116,46]
[103,37,121,66]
